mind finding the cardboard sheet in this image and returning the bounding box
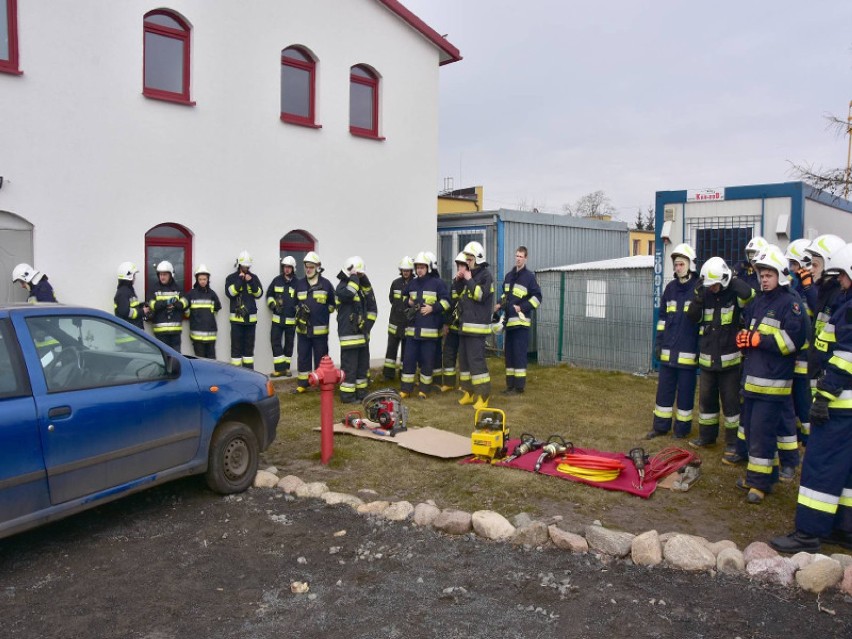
[319,422,472,459]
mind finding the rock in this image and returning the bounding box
[512,521,549,547]
[294,481,329,499]
[471,510,516,541]
[746,557,797,587]
[585,525,635,558]
[432,509,473,535]
[358,488,379,497]
[796,558,844,593]
[831,553,852,570]
[706,540,737,556]
[383,501,414,522]
[513,512,534,529]
[548,526,588,553]
[743,541,777,563]
[277,475,305,494]
[663,534,716,571]
[658,532,678,544]
[716,548,745,574]
[321,492,364,508]
[263,465,279,475]
[253,470,279,488]
[840,565,852,596]
[356,500,391,515]
[290,581,309,594]
[413,503,440,527]
[790,552,816,571]
[631,530,662,567]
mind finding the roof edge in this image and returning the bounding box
[375,0,462,65]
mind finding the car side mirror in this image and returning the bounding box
[165,355,181,378]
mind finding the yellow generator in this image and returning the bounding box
[471,408,509,462]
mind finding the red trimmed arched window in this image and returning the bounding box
[143,10,193,105]
[349,64,381,139]
[281,46,318,127]
[0,0,20,75]
[144,223,193,298]
[279,230,315,279]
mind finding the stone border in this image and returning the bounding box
[254,468,852,596]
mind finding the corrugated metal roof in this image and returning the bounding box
[537,255,654,273]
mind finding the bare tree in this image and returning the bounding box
[562,190,617,218]
[516,197,547,213]
[790,111,852,196]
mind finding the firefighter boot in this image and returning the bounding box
[473,395,490,410]
[458,391,474,406]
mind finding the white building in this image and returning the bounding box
[0,0,460,372]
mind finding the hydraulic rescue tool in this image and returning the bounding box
[344,388,409,436]
[627,447,648,489]
[671,458,702,492]
[502,432,545,463]
[471,408,509,462]
[533,435,573,473]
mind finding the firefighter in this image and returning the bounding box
[384,256,415,380]
[267,255,298,377]
[736,245,808,505]
[293,252,336,393]
[336,256,371,403]
[185,264,221,359]
[457,241,494,409]
[114,262,148,330]
[224,250,263,369]
[685,256,754,455]
[804,234,846,385]
[439,253,469,391]
[786,239,816,449]
[770,242,852,553]
[147,260,187,352]
[735,235,768,292]
[12,263,57,303]
[647,243,700,440]
[496,245,542,394]
[400,252,450,399]
[359,262,378,399]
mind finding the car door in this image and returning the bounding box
[20,313,203,505]
[0,318,50,529]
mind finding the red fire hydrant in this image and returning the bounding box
[308,355,345,464]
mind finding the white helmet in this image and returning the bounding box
[413,251,430,267]
[805,234,845,271]
[117,261,138,281]
[156,260,175,275]
[236,250,253,268]
[454,252,468,265]
[699,256,731,288]
[303,251,321,266]
[745,236,768,262]
[463,241,486,265]
[670,243,696,273]
[784,239,812,269]
[194,264,211,277]
[424,251,438,271]
[11,263,38,284]
[828,243,852,281]
[753,244,791,286]
[281,255,297,269]
[344,255,365,274]
[398,256,414,271]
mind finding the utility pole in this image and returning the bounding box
[845,100,852,199]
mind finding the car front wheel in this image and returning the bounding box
[205,421,259,494]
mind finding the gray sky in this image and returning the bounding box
[403,0,852,219]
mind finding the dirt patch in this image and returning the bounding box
[1,478,849,639]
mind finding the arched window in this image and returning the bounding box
[281,46,318,127]
[350,64,381,139]
[279,230,316,279]
[143,10,193,105]
[0,0,20,75]
[144,223,192,298]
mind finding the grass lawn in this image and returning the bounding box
[264,359,801,547]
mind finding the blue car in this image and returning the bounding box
[0,304,280,540]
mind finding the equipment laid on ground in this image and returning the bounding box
[556,453,625,482]
[671,459,702,492]
[344,388,409,436]
[533,435,572,473]
[628,447,648,489]
[471,408,509,462]
[645,446,699,489]
[502,432,545,463]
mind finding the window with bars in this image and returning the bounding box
[686,216,760,271]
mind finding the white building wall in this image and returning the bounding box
[0,0,445,372]
[804,200,852,240]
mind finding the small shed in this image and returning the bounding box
[536,255,654,374]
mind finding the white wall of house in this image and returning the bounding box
[0,0,450,372]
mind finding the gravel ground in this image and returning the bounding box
[1,477,850,639]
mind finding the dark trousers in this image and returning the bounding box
[191,340,216,359]
[270,323,295,374]
[652,364,697,437]
[792,375,812,446]
[743,396,795,492]
[441,330,460,388]
[504,328,530,391]
[401,339,438,394]
[697,366,741,443]
[459,334,491,398]
[340,346,370,400]
[155,332,182,353]
[795,411,852,537]
[384,333,405,379]
[297,333,329,388]
[230,322,256,369]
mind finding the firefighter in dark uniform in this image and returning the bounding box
[457,241,494,410]
[440,252,468,391]
[685,256,754,454]
[384,256,415,380]
[294,251,336,393]
[735,236,768,292]
[147,260,187,352]
[400,252,450,399]
[267,255,298,377]
[647,243,700,440]
[114,262,148,330]
[185,264,221,359]
[785,239,815,450]
[736,245,808,505]
[771,241,852,553]
[12,263,57,303]
[359,264,378,399]
[336,256,372,403]
[804,235,847,388]
[225,250,263,369]
[496,245,542,394]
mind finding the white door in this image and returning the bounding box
[0,211,34,304]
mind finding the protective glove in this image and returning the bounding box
[736,329,761,349]
[798,268,813,288]
[359,273,371,288]
[810,395,830,427]
[692,283,704,304]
